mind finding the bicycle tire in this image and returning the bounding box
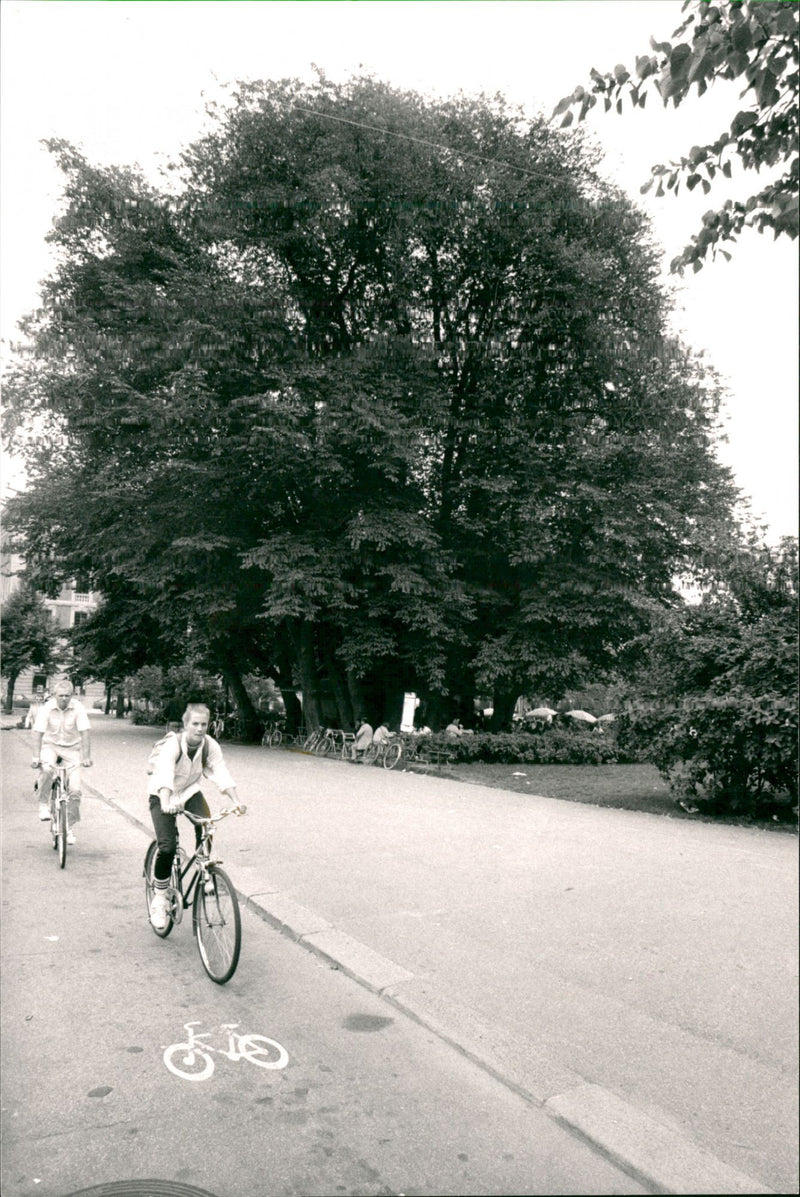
[162,1042,215,1082]
[383,742,403,770]
[238,1034,289,1070]
[363,743,379,766]
[315,736,333,756]
[144,840,174,939]
[193,867,241,984]
[271,728,282,747]
[57,788,67,868]
[302,732,318,752]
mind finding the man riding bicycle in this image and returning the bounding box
[31,679,93,846]
[147,702,240,932]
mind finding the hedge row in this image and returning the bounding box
[423,727,627,766]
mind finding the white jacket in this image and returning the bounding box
[148,732,235,801]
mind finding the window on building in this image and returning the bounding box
[73,610,90,626]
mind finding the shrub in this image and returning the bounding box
[619,695,798,818]
[428,727,624,766]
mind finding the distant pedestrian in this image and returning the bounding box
[444,719,463,739]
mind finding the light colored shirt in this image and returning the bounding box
[33,697,91,747]
[354,722,373,750]
[373,725,391,744]
[148,732,235,801]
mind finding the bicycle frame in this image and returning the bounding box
[166,807,240,923]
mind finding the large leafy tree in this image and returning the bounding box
[3,77,739,730]
[554,0,799,271]
[0,585,59,712]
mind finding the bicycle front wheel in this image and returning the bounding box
[144,840,174,938]
[193,867,241,984]
[271,729,282,747]
[314,736,332,756]
[383,742,403,770]
[57,789,67,868]
[302,732,317,752]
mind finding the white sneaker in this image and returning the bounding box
[38,802,50,821]
[66,830,76,846]
[150,890,170,930]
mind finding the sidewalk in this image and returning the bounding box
[9,715,797,1194]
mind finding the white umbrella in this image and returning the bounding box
[564,709,597,723]
[527,707,557,718]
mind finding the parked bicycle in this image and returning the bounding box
[163,1020,288,1082]
[261,719,285,748]
[143,804,246,984]
[363,736,403,770]
[301,727,326,753]
[35,761,76,869]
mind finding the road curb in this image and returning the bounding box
[86,777,775,1196]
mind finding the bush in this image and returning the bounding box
[427,727,625,766]
[618,695,798,819]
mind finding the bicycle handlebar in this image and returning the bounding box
[179,804,247,824]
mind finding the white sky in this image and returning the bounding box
[1,0,797,538]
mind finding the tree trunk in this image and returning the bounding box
[294,619,322,731]
[489,689,518,732]
[224,663,259,741]
[346,668,366,725]
[115,689,125,718]
[4,672,18,714]
[322,636,354,729]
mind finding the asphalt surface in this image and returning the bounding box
[3,713,797,1194]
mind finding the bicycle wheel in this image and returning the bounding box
[271,728,282,747]
[193,867,241,984]
[315,735,333,757]
[383,741,403,770]
[239,1034,289,1070]
[144,840,174,938]
[302,731,318,752]
[56,788,67,869]
[363,743,379,766]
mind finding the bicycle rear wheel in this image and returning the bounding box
[271,728,282,747]
[302,731,318,752]
[193,866,241,984]
[383,742,403,770]
[315,735,333,756]
[144,840,174,938]
[57,792,68,868]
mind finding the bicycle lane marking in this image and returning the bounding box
[163,1021,289,1082]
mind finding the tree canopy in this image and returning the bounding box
[2,76,740,732]
[554,0,799,271]
[0,585,59,711]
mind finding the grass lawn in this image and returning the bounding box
[432,760,797,831]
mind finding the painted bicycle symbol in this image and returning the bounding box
[163,1021,289,1082]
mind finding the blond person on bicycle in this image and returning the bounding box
[31,679,93,845]
[148,702,240,931]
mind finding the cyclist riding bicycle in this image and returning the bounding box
[147,702,240,932]
[31,679,93,846]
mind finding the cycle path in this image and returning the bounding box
[8,715,797,1194]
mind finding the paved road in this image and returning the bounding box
[2,724,647,1197]
[3,715,797,1193]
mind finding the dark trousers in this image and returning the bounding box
[149,792,210,881]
